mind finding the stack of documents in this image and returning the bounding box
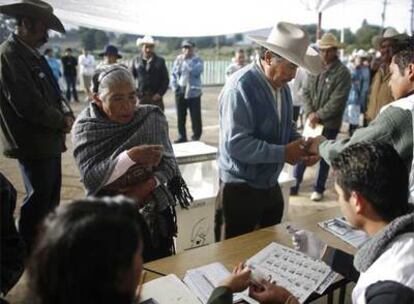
[318,217,369,248]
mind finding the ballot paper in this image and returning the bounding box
[302,118,324,139]
[246,242,336,303]
[318,217,369,248]
[183,262,258,304]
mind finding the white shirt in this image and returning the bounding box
[78,54,95,76]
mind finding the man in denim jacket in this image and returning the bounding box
[171,40,203,143]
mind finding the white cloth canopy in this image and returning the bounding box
[0,0,411,36]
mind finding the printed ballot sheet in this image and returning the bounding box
[318,217,369,248]
[246,242,336,303]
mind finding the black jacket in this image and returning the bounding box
[131,54,169,98]
[61,55,77,77]
[0,34,71,159]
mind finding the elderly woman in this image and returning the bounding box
[72,64,191,260]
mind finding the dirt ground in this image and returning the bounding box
[2,86,351,303]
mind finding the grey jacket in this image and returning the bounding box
[303,58,351,129]
[319,106,413,169]
[0,34,71,159]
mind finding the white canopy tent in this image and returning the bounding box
[0,0,411,36]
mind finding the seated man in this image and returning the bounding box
[207,142,414,304]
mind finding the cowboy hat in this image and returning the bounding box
[248,22,323,75]
[0,0,65,33]
[99,45,122,58]
[318,33,344,49]
[136,35,156,46]
[372,27,409,49]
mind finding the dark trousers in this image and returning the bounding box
[293,106,301,123]
[215,182,284,240]
[18,156,61,253]
[64,74,78,102]
[175,92,202,141]
[293,128,339,193]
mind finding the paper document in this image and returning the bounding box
[139,274,201,304]
[302,118,324,139]
[246,242,336,303]
[183,262,258,304]
[318,217,369,248]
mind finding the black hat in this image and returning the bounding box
[99,45,122,58]
[0,0,65,33]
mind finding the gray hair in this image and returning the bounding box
[94,64,135,101]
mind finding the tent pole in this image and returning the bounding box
[316,11,322,41]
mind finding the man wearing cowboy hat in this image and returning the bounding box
[97,44,122,68]
[366,28,410,122]
[0,0,74,253]
[131,35,169,111]
[292,32,351,202]
[216,22,322,239]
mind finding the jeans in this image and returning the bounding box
[175,91,202,141]
[215,182,284,240]
[64,74,78,102]
[293,128,339,194]
[18,156,61,253]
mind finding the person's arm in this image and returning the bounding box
[170,57,180,91]
[1,53,65,130]
[317,107,409,165]
[130,57,138,79]
[316,68,351,122]
[207,287,233,304]
[365,281,414,304]
[158,57,170,96]
[189,57,203,77]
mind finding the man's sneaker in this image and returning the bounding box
[310,191,323,201]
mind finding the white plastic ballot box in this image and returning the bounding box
[172,142,295,253]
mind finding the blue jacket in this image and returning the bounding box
[171,54,203,98]
[218,63,300,189]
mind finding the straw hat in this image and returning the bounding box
[136,35,156,46]
[248,22,323,75]
[0,0,65,33]
[318,33,344,49]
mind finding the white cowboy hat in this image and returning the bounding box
[372,27,409,49]
[248,22,323,75]
[136,35,156,46]
[0,0,65,33]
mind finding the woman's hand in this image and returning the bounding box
[127,145,163,166]
[249,280,298,304]
[218,262,251,293]
[119,178,157,203]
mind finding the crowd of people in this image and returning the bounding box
[0,0,414,304]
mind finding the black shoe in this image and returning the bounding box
[174,138,187,143]
[191,136,200,141]
[290,186,299,196]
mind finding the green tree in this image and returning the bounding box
[79,27,96,50]
[94,30,109,49]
